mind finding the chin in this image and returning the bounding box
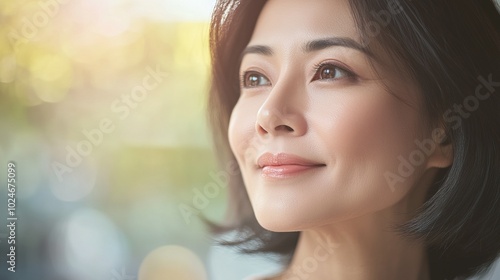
[257,218,301,233]
[253,207,319,233]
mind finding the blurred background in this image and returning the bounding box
[0,0,243,279]
[0,0,499,280]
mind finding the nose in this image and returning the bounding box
[255,80,307,137]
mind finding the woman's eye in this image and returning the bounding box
[242,71,271,88]
[311,63,354,82]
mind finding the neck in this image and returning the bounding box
[283,221,430,280]
[280,188,433,280]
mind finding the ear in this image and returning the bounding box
[425,127,453,169]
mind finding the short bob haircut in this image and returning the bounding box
[207,0,500,279]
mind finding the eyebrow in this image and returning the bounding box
[240,36,371,60]
[304,37,370,55]
[241,45,274,57]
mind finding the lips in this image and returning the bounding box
[257,152,326,178]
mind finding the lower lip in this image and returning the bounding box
[261,165,324,178]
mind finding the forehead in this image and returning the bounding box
[249,0,360,46]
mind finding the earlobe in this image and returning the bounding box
[427,141,453,169]
[426,128,453,169]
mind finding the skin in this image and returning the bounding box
[228,0,453,279]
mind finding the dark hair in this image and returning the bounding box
[207,0,500,279]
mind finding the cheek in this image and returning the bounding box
[317,92,419,161]
[310,89,424,210]
[228,98,260,167]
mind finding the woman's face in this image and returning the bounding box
[228,0,441,231]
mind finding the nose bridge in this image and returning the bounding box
[261,62,302,113]
[258,44,304,114]
[256,65,307,136]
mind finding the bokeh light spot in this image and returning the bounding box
[49,208,130,280]
[29,53,73,103]
[139,245,207,280]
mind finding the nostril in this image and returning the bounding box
[258,125,268,134]
[275,125,294,132]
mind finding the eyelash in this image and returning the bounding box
[240,71,269,88]
[311,61,357,82]
[240,61,357,88]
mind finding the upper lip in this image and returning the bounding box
[257,152,325,168]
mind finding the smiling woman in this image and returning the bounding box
[207,0,500,279]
